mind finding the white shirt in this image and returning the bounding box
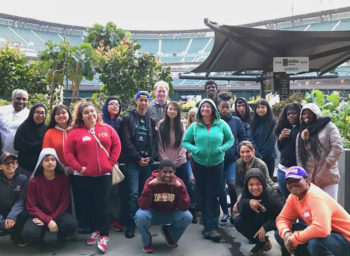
[0,105,29,155]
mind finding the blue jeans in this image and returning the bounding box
[126,161,152,225]
[275,227,350,256]
[134,209,192,246]
[219,161,236,215]
[277,168,290,199]
[193,161,223,231]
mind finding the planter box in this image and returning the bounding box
[338,148,350,213]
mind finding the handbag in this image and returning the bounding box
[89,129,124,185]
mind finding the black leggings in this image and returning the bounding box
[22,212,77,245]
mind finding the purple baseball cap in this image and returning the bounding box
[284,166,308,181]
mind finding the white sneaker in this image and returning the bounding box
[97,235,109,253]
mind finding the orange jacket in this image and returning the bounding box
[276,184,350,246]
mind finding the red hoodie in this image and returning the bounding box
[64,123,121,176]
[138,170,190,215]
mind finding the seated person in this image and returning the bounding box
[134,159,192,253]
[0,153,28,246]
[276,166,350,256]
[22,148,77,249]
[233,168,285,256]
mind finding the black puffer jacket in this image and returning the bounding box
[237,168,285,232]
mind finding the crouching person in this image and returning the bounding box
[0,153,28,246]
[134,160,192,253]
[275,166,350,256]
[233,168,285,256]
[22,148,77,249]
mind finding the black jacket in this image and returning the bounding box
[120,109,157,163]
[0,170,28,228]
[237,168,285,232]
[14,120,48,172]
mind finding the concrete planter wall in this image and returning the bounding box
[338,148,350,213]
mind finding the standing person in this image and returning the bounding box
[157,101,187,182]
[14,104,48,176]
[101,96,123,232]
[42,104,72,170]
[64,102,121,253]
[101,96,122,134]
[120,91,157,239]
[296,103,343,200]
[275,166,350,256]
[0,89,29,155]
[233,168,285,256]
[182,99,234,242]
[216,92,247,223]
[234,97,252,140]
[134,160,192,253]
[185,107,198,223]
[22,148,77,249]
[250,99,276,179]
[274,103,331,198]
[0,153,28,246]
[147,81,169,124]
[204,80,219,106]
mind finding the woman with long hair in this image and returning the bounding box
[182,99,234,242]
[64,101,121,253]
[157,101,187,181]
[250,99,276,179]
[296,103,343,199]
[14,104,48,176]
[42,104,72,171]
[22,148,77,249]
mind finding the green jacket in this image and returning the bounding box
[182,99,234,167]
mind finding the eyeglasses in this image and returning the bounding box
[3,161,17,166]
[108,103,120,107]
[34,111,45,115]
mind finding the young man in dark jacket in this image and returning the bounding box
[134,160,192,253]
[0,153,28,246]
[120,91,158,239]
[234,97,252,140]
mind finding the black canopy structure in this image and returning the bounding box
[180,19,350,96]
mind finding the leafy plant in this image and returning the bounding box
[303,90,350,148]
[0,42,47,98]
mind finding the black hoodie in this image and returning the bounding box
[234,97,252,140]
[237,168,285,232]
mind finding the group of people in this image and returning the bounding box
[0,80,349,256]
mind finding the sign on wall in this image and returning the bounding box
[273,57,309,73]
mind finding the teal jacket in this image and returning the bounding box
[182,99,234,167]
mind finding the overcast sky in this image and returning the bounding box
[2,0,349,30]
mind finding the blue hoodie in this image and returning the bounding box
[102,99,122,134]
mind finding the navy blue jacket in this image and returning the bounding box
[0,169,28,229]
[234,97,252,141]
[222,113,247,164]
[277,125,300,167]
[251,117,277,160]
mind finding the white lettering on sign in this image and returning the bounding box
[273,57,309,73]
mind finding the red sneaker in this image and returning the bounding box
[143,243,154,253]
[97,235,109,253]
[111,220,123,232]
[86,231,100,245]
[160,225,178,248]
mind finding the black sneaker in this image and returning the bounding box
[77,226,91,234]
[125,226,135,238]
[202,230,221,242]
[220,214,230,223]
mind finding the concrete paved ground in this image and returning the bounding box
[0,218,282,256]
